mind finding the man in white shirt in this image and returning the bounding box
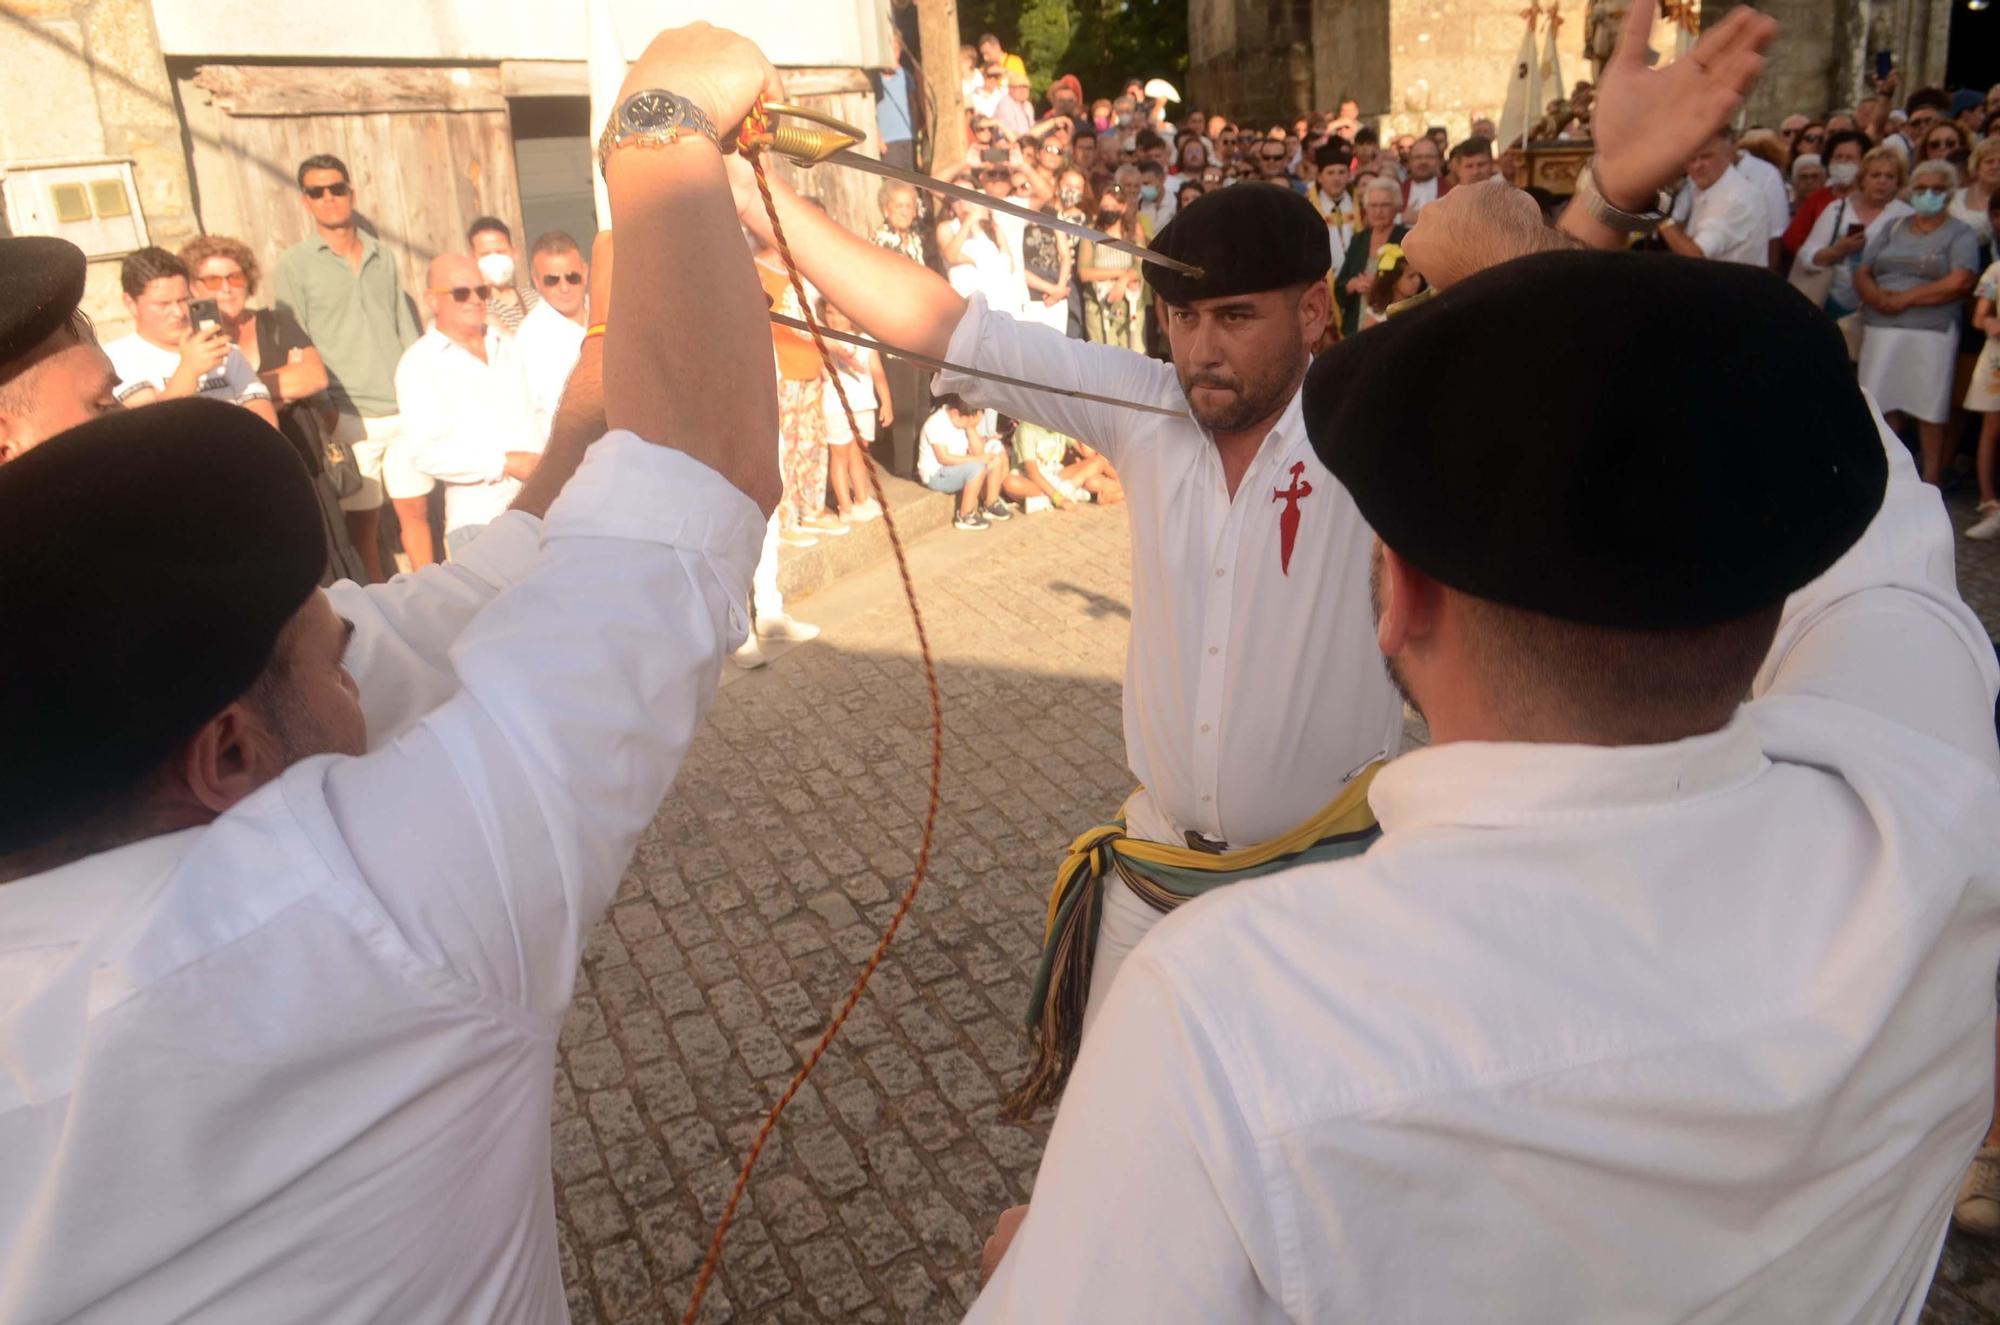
[1732,136,1792,267]
[1399,136,1448,221]
[396,253,545,558]
[0,26,778,1323]
[514,230,591,440]
[727,0,1780,1110]
[969,248,2000,1325]
[1660,130,1772,265]
[104,247,276,427]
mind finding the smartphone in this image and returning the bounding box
[1845,222,1866,238]
[981,147,1011,163]
[1873,50,1893,83]
[186,298,224,390]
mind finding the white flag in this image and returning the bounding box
[586,0,627,233]
[1540,17,1565,106]
[1496,15,1538,149]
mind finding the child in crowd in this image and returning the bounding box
[1966,231,2000,541]
[1012,421,1126,511]
[1361,243,1427,332]
[816,297,892,525]
[920,394,1013,532]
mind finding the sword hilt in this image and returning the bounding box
[739,102,864,166]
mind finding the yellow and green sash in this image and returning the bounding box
[1006,763,1385,1117]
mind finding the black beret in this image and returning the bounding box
[0,236,87,372]
[1144,182,1332,306]
[1304,250,1885,630]
[0,399,326,853]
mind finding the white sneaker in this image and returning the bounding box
[1969,504,2000,541]
[861,499,884,519]
[756,613,821,643]
[730,635,767,669]
[1023,496,1053,514]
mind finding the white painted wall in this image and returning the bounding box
[150,0,892,68]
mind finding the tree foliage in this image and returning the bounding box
[959,0,1189,104]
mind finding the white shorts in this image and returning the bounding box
[333,412,434,510]
[826,407,877,446]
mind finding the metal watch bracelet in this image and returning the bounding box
[1573,165,1667,233]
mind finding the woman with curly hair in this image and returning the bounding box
[179,234,365,583]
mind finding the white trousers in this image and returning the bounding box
[752,512,784,621]
[1078,876,1166,1041]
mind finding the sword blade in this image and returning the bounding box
[825,150,1204,280]
[770,312,1189,420]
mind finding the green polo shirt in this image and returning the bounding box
[272,230,420,418]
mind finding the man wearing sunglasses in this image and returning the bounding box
[394,253,543,559]
[274,153,431,579]
[516,231,593,440]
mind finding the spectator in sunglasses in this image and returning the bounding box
[515,231,592,441]
[275,153,429,579]
[468,217,539,333]
[395,253,543,559]
[180,232,367,585]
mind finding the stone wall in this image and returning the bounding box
[1,0,198,337]
[1188,0,1316,130]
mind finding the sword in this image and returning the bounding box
[742,102,1204,280]
[770,312,1189,419]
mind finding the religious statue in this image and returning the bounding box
[1584,0,1626,77]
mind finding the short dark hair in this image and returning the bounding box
[120,246,188,298]
[530,230,584,261]
[1905,86,1951,115]
[1450,135,1494,161]
[1134,159,1164,179]
[978,31,1000,46]
[1821,128,1873,164]
[1456,594,1784,745]
[467,216,512,246]
[1134,129,1165,153]
[1354,126,1380,147]
[936,393,976,416]
[296,154,349,189]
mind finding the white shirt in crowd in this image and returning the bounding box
[938,294,1404,849]
[104,334,271,409]
[917,406,980,483]
[1734,150,1792,247]
[395,325,545,535]
[0,440,761,1324]
[1684,163,1773,266]
[512,299,588,440]
[1138,190,1176,233]
[1403,175,1440,216]
[970,397,2000,1323]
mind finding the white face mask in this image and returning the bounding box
[476,252,516,287]
[1827,161,1859,187]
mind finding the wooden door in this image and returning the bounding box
[176,64,526,312]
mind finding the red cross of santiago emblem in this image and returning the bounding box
[1272,461,1312,576]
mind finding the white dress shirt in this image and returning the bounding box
[968,400,2000,1323]
[395,326,545,534]
[512,299,588,441]
[1735,150,1792,246]
[938,296,1403,848]
[1686,163,1774,266]
[0,435,763,1323]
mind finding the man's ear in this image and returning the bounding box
[175,702,267,816]
[1297,279,1331,346]
[1376,542,1441,660]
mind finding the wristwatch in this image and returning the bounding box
[1572,165,1668,233]
[597,89,721,176]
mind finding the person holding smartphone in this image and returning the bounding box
[1794,144,1913,332]
[103,247,276,427]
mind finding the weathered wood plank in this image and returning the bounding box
[501,60,586,99]
[191,64,507,117]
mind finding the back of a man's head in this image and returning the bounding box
[1307,250,1887,749]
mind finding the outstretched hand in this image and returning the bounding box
[1589,4,1778,210]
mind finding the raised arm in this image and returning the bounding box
[1556,4,1777,249]
[324,22,783,1015]
[731,152,966,362]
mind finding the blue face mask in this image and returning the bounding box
[1139,183,1160,202]
[1910,187,1948,217]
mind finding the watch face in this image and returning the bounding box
[623,91,684,135]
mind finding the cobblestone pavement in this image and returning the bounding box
[549,476,2000,1325]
